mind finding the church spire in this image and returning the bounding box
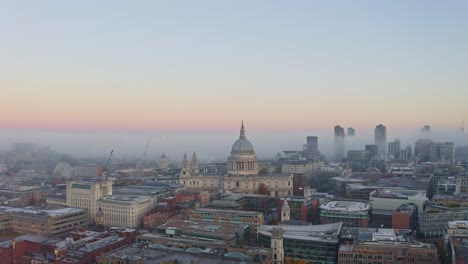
[240,120,246,140]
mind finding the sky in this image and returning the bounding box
[0,1,467,159]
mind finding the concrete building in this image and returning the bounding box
[281,161,315,174]
[155,220,250,245]
[66,179,112,222]
[0,206,88,236]
[415,139,433,162]
[259,223,343,264]
[137,233,273,264]
[180,122,293,197]
[388,138,401,159]
[319,200,371,228]
[369,189,427,228]
[97,195,153,228]
[334,125,346,161]
[338,228,438,264]
[430,142,455,164]
[189,208,264,241]
[365,144,378,158]
[374,124,387,154]
[445,221,468,241]
[347,127,355,137]
[304,136,319,159]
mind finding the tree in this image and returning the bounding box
[258,183,269,195]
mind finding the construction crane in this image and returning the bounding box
[103,150,114,176]
[143,136,152,163]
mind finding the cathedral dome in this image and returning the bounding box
[231,138,255,155]
[228,121,259,176]
[231,121,255,155]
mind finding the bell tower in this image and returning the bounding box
[181,153,190,177]
[271,226,284,264]
[191,152,199,175]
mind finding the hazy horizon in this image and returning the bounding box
[1,125,466,162]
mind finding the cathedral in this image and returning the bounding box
[179,122,294,197]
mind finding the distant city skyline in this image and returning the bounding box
[1,1,468,132]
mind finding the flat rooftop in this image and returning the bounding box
[192,208,263,216]
[374,189,426,198]
[0,206,86,217]
[320,201,371,213]
[258,223,342,243]
[447,220,468,229]
[158,220,246,239]
[340,228,435,250]
[101,245,269,264]
[394,203,417,213]
[99,195,152,204]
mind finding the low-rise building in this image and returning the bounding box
[189,208,264,241]
[155,220,250,245]
[0,206,88,236]
[370,188,426,228]
[338,228,438,264]
[258,223,343,264]
[392,203,418,230]
[319,200,371,228]
[97,195,153,228]
[279,196,319,224]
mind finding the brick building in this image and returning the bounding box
[391,203,418,230]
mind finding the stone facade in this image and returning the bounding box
[180,122,293,197]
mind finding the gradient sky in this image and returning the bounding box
[1,1,467,133]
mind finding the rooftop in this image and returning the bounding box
[0,206,86,217]
[157,220,246,239]
[394,203,417,213]
[447,221,468,229]
[99,195,152,204]
[192,208,263,216]
[373,188,426,199]
[258,223,343,243]
[320,201,371,213]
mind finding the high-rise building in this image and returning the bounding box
[334,125,345,161]
[415,139,433,162]
[430,142,455,164]
[374,124,387,154]
[388,138,401,159]
[347,127,355,137]
[304,136,319,159]
[400,145,412,161]
[365,144,378,158]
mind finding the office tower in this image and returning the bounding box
[429,142,455,164]
[388,138,401,159]
[334,125,345,161]
[421,125,431,134]
[414,139,433,162]
[365,144,378,158]
[347,127,355,137]
[304,136,319,159]
[374,124,387,154]
[400,145,412,161]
